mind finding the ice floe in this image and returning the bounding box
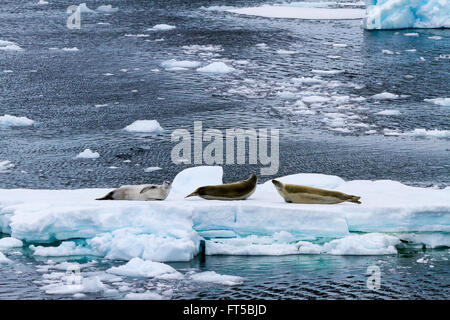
[0,115,34,127]
[0,40,23,51]
[147,24,176,31]
[196,62,235,73]
[0,251,11,263]
[0,237,23,249]
[0,166,448,263]
[123,120,163,133]
[424,97,450,107]
[107,258,183,279]
[161,59,201,69]
[76,149,100,159]
[96,5,118,13]
[0,161,15,173]
[375,109,401,116]
[189,271,244,285]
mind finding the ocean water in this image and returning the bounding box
[0,0,449,299]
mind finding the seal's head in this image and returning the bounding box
[271,179,284,191]
[162,180,172,191]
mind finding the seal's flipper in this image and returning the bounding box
[140,185,157,194]
[96,191,115,200]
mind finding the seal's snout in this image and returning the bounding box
[271,179,283,189]
[185,190,198,198]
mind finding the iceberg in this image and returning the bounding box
[123,120,163,133]
[363,0,450,30]
[0,166,449,262]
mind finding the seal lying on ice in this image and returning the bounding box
[185,173,258,200]
[272,179,361,204]
[96,181,171,201]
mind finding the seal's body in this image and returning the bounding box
[96,181,171,201]
[185,174,257,200]
[272,180,361,204]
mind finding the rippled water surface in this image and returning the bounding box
[0,0,449,299]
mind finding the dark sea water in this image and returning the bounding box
[0,0,449,299]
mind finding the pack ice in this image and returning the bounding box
[0,166,448,262]
[363,0,450,29]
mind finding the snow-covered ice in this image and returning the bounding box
[363,0,450,29]
[123,120,163,133]
[107,258,183,279]
[0,166,448,263]
[0,237,23,249]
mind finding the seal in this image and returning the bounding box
[271,179,361,204]
[96,181,171,201]
[185,173,258,200]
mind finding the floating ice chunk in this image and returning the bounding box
[428,36,442,40]
[124,34,150,38]
[123,120,163,133]
[302,95,331,103]
[0,251,11,263]
[327,55,341,59]
[43,276,106,295]
[277,91,298,100]
[144,167,162,173]
[77,3,95,13]
[0,237,23,249]
[147,24,176,31]
[311,69,344,76]
[363,0,450,29]
[276,49,299,55]
[76,149,100,159]
[107,257,183,279]
[371,92,403,100]
[382,49,394,55]
[61,47,79,52]
[404,32,419,37]
[383,128,401,136]
[196,62,235,73]
[31,241,95,257]
[88,228,199,262]
[161,59,201,69]
[0,40,23,51]
[404,129,449,139]
[416,257,428,263]
[38,0,48,5]
[405,49,417,52]
[322,233,400,255]
[0,161,15,173]
[124,291,164,300]
[200,5,235,11]
[332,43,348,47]
[375,109,401,116]
[0,115,34,127]
[96,5,118,13]
[227,6,365,20]
[190,271,244,285]
[424,97,450,107]
[292,77,325,85]
[182,45,223,53]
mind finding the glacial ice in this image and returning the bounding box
[106,257,183,279]
[0,166,449,263]
[363,0,450,30]
[196,62,236,73]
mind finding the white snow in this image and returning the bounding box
[196,62,235,74]
[190,271,244,285]
[0,237,23,249]
[0,115,34,127]
[227,6,365,20]
[123,120,163,133]
[147,24,176,31]
[0,166,448,262]
[424,97,450,107]
[75,149,100,159]
[363,0,450,29]
[107,258,183,279]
